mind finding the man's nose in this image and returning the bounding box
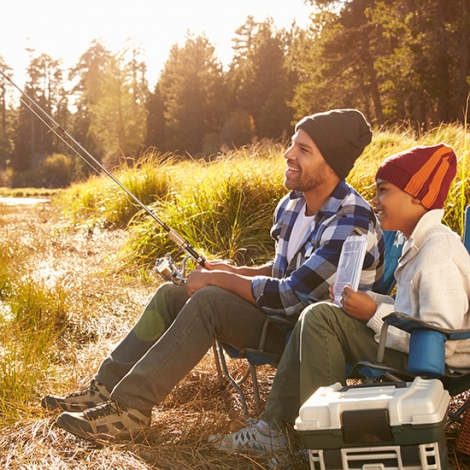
[284,146,294,160]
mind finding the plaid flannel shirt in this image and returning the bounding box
[251,180,384,317]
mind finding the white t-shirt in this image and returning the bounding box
[287,202,315,264]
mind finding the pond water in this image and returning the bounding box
[0,197,50,206]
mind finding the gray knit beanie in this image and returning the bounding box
[295,109,372,179]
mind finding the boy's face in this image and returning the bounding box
[283,129,334,193]
[372,179,427,238]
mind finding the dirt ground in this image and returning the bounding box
[1,200,470,469]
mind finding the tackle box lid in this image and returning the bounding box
[295,377,450,432]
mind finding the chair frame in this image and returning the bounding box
[212,315,292,415]
[213,230,405,416]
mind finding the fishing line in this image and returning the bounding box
[16,94,104,177]
[0,70,205,282]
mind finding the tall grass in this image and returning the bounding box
[124,145,287,269]
[59,124,470,272]
[0,281,70,416]
[58,153,173,228]
[0,235,71,421]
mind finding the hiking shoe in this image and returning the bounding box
[210,420,287,454]
[56,399,151,440]
[41,379,110,412]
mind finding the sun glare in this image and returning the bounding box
[1,0,312,88]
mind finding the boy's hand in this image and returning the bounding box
[340,286,378,321]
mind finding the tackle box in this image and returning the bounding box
[294,377,451,470]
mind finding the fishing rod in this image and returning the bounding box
[0,70,205,285]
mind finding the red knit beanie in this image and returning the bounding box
[376,144,457,210]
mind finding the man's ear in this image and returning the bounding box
[325,163,336,175]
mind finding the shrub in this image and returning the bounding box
[40,153,73,188]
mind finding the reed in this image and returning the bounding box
[58,153,173,228]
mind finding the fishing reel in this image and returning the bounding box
[153,253,191,285]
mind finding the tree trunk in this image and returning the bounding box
[456,8,470,122]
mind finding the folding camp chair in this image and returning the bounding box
[349,312,470,457]
[350,206,470,447]
[213,229,405,416]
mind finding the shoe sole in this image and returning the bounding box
[210,436,270,455]
[209,434,286,455]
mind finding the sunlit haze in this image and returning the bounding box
[1,0,313,90]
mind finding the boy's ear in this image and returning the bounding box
[411,196,429,212]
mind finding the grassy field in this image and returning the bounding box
[56,125,470,272]
[0,124,470,469]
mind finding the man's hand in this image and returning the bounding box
[199,260,234,272]
[339,286,378,321]
[186,269,213,296]
[185,266,257,305]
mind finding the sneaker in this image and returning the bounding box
[41,379,110,412]
[56,399,151,440]
[210,420,287,454]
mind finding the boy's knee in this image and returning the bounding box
[300,301,339,329]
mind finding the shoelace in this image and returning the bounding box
[242,419,280,438]
[239,428,258,443]
[67,380,99,398]
[83,400,122,421]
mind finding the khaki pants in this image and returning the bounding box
[96,282,286,410]
[260,301,409,429]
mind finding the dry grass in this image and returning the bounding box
[0,202,306,469]
[1,200,470,469]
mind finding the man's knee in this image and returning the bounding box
[154,281,182,302]
[187,286,230,317]
[152,282,189,314]
[135,283,187,339]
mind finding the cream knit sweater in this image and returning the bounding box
[367,209,470,371]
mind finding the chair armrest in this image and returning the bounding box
[384,312,470,341]
[256,314,295,351]
[352,312,470,381]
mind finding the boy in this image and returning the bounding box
[215,143,470,454]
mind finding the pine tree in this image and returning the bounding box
[156,33,226,156]
[11,52,66,179]
[227,18,295,141]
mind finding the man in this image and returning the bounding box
[215,143,470,455]
[42,108,384,441]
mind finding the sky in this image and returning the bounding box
[1,0,314,90]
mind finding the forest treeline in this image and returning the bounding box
[0,0,469,188]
